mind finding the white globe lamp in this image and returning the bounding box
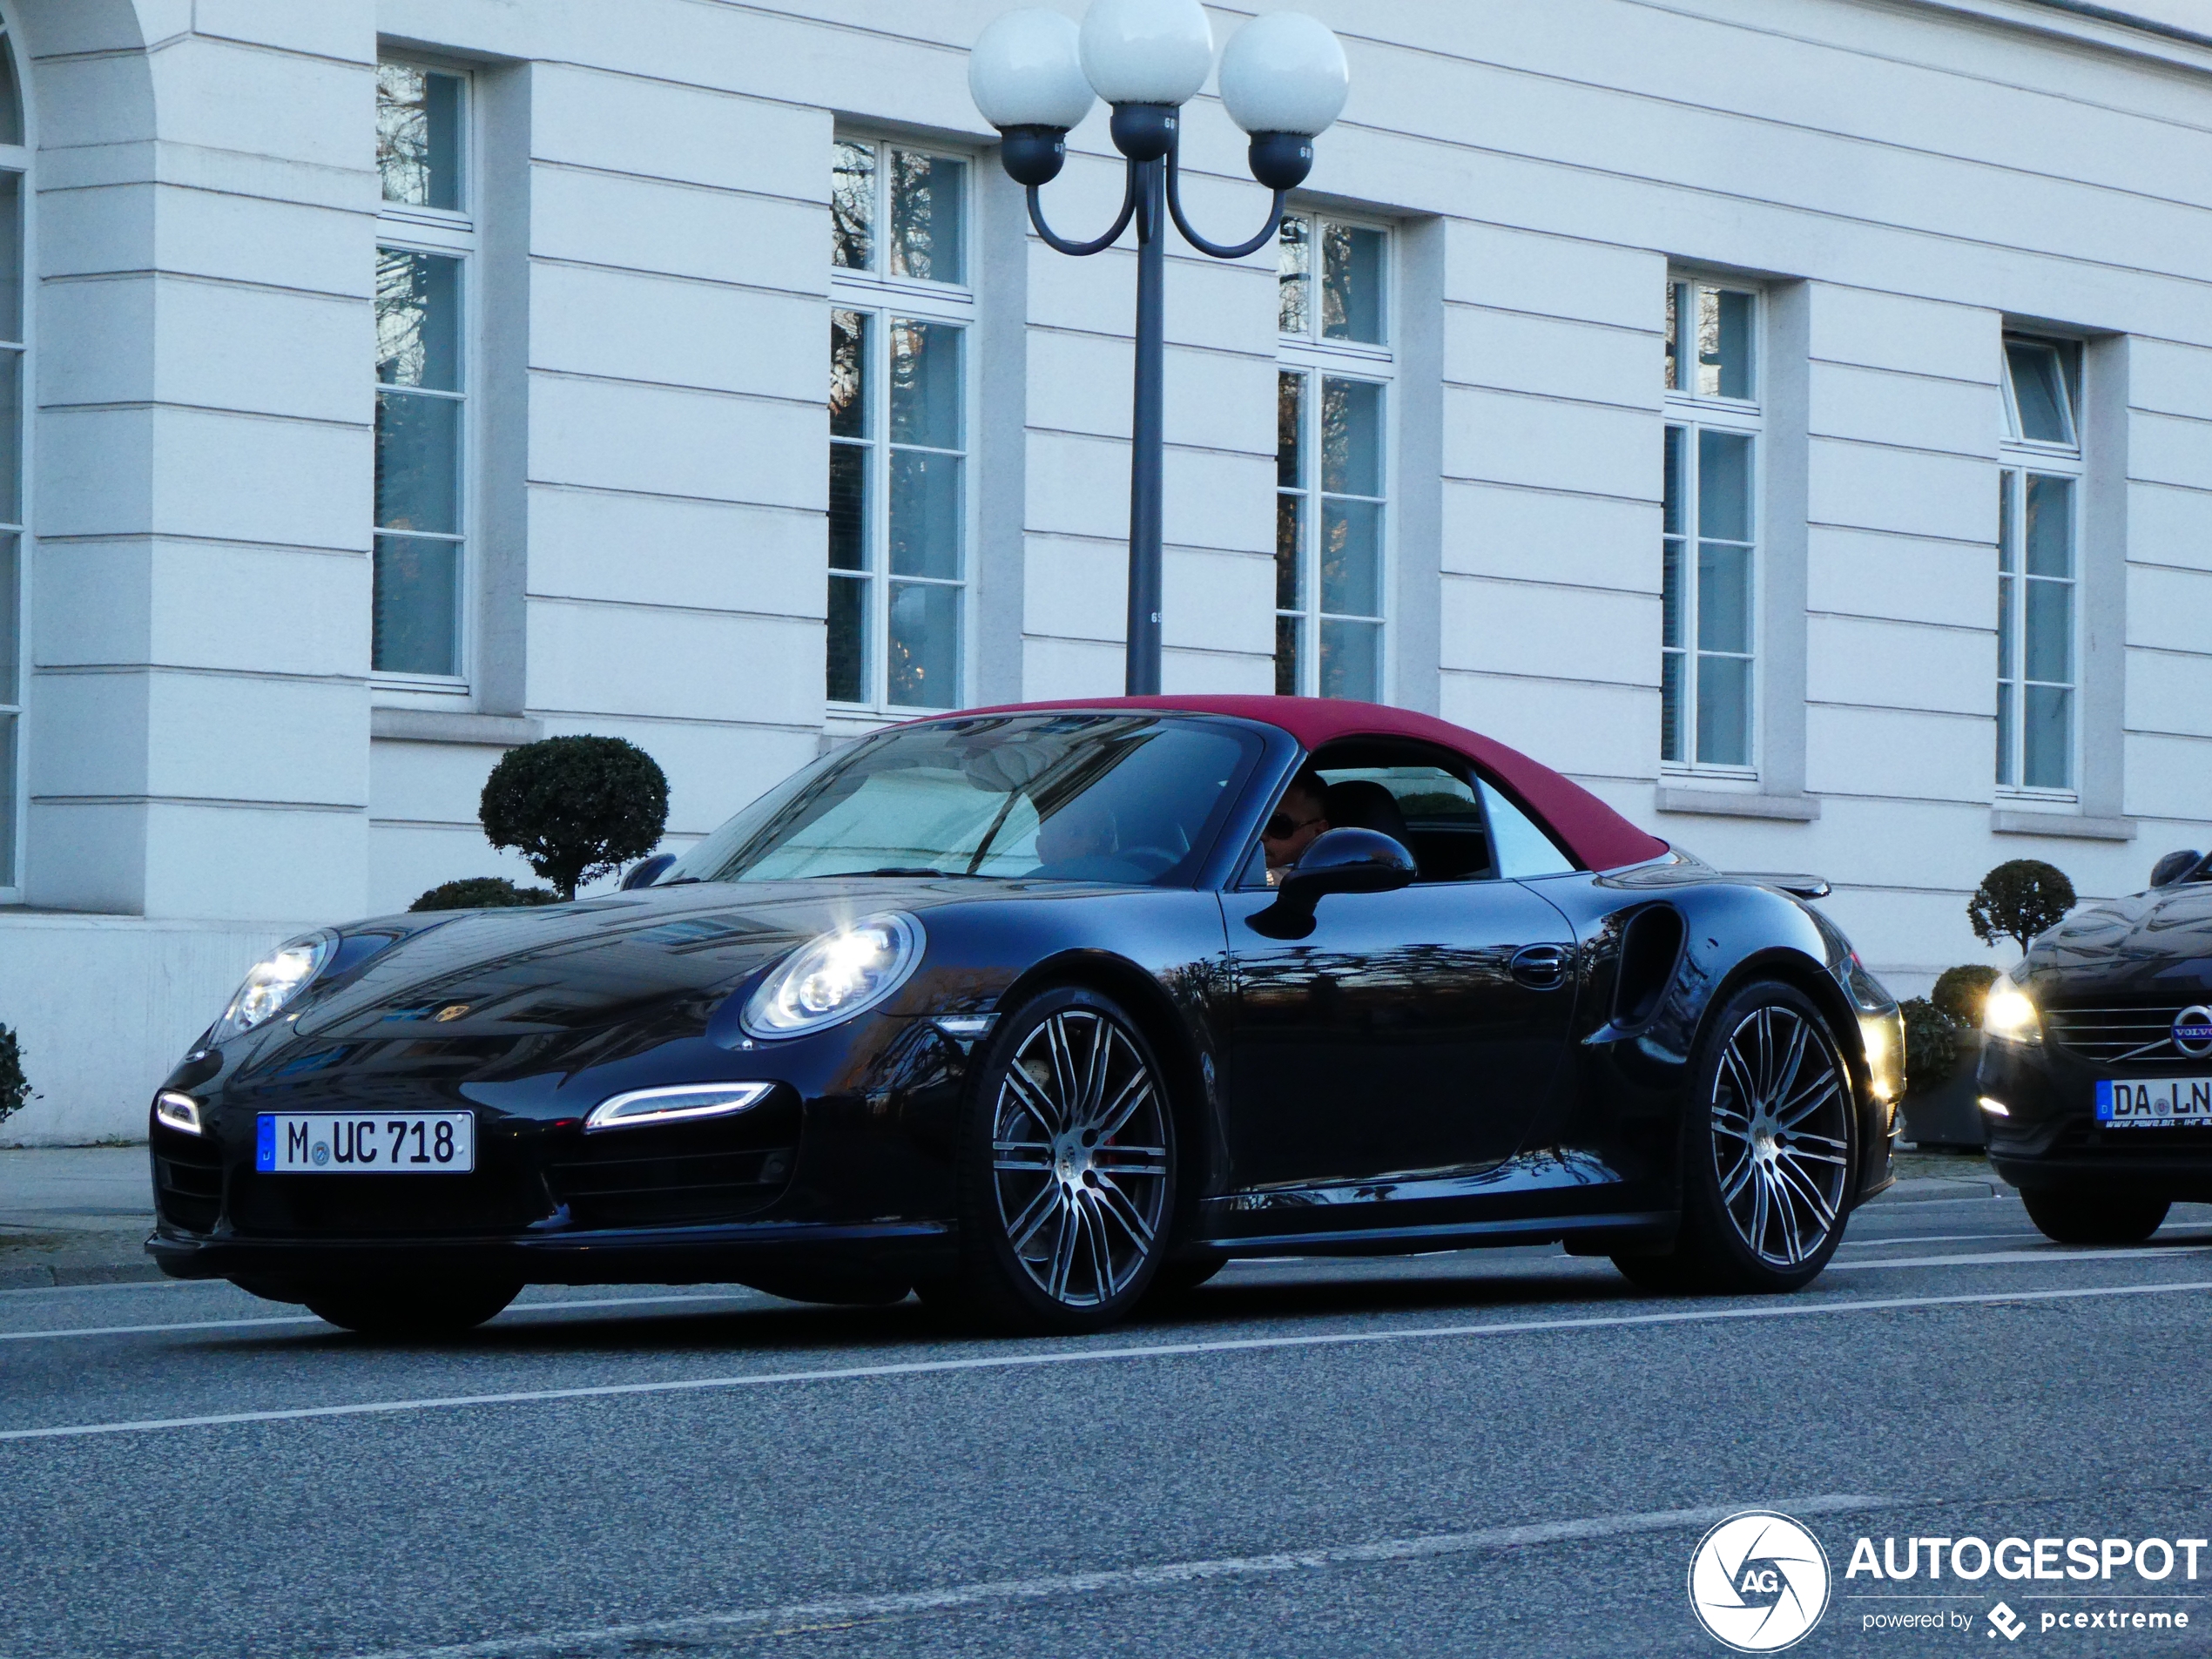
[970,9,1097,185]
[1078,0,1215,105]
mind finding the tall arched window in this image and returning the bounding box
[0,22,25,900]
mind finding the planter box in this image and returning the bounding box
[1900,1028,1987,1150]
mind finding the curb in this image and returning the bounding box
[1873,1176,2011,1204]
[0,1258,166,1291]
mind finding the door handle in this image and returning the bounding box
[1510,942,1574,990]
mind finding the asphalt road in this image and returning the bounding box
[5,1191,2212,1659]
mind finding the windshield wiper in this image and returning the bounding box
[821,866,974,879]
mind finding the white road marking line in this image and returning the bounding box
[1823,1245,2212,1272]
[3,1278,2207,1446]
[341,1493,1892,1659]
[0,1291,764,1344]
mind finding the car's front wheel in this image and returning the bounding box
[1614,981,1855,1296]
[2021,1188,2169,1245]
[301,1278,521,1337]
[944,987,1177,1334]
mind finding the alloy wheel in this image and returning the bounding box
[1710,1005,1850,1268]
[989,1008,1170,1307]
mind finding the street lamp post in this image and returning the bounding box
[969,1,1350,695]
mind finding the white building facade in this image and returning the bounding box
[4,0,2212,1141]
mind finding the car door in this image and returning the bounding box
[1217,757,1581,1194]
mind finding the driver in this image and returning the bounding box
[1261,768,1330,885]
[1033,799,1119,875]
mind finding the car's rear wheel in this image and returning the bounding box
[1145,1257,1225,1305]
[1614,981,1854,1296]
[2021,1188,2169,1245]
[943,987,1177,1334]
[301,1278,521,1337]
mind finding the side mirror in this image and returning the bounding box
[2151,850,2204,889]
[1250,827,1415,939]
[620,852,678,892]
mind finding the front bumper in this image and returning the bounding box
[146,1216,955,1287]
[145,1019,975,1287]
[1979,1036,2212,1200]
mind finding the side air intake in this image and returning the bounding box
[1612,905,1684,1028]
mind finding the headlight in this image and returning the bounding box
[1858,1015,1901,1103]
[211,934,333,1043]
[1983,980,2041,1044]
[742,913,922,1039]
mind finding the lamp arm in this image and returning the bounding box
[1164,143,1285,260]
[1025,164,1140,257]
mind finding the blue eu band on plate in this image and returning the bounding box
[255,1112,475,1173]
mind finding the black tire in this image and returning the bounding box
[301,1278,521,1337]
[941,986,1178,1335]
[2021,1188,2169,1246]
[1614,981,1856,1297]
[1146,1257,1225,1304]
[1608,1252,1694,1295]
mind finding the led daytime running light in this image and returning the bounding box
[153,1091,203,1136]
[585,1082,775,1132]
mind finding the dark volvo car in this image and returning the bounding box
[1981,847,2212,1243]
[147,698,1901,1334]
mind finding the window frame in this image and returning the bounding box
[1996,333,2086,800]
[1661,273,1764,779]
[372,54,477,701]
[0,20,28,903]
[1276,208,1395,703]
[827,133,977,717]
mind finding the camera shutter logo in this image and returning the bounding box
[2173,1005,2212,1058]
[1687,1511,1831,1652]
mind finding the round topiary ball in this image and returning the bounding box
[409,876,560,913]
[1967,859,2076,956]
[479,736,670,900]
[1930,964,2000,1028]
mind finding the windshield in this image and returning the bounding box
[664,713,1264,887]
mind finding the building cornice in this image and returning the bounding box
[1890,0,2212,71]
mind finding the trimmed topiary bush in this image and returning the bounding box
[1930,964,2000,1029]
[1967,858,2076,956]
[1899,997,1958,1091]
[409,876,559,913]
[0,1023,27,1125]
[480,735,669,901]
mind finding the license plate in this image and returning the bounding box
[2096,1079,2212,1129]
[256,1112,475,1173]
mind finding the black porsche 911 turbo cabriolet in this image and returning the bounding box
[145,696,1903,1334]
[1980,846,2212,1244]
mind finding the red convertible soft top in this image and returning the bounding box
[952,695,1671,873]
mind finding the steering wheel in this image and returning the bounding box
[1114,846,1180,879]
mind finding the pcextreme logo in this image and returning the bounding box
[1689,1510,1832,1652]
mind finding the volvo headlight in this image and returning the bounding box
[210,934,334,1043]
[1983,979,2042,1045]
[741,914,922,1039]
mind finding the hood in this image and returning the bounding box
[2023,882,2212,1001]
[266,879,998,1054]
